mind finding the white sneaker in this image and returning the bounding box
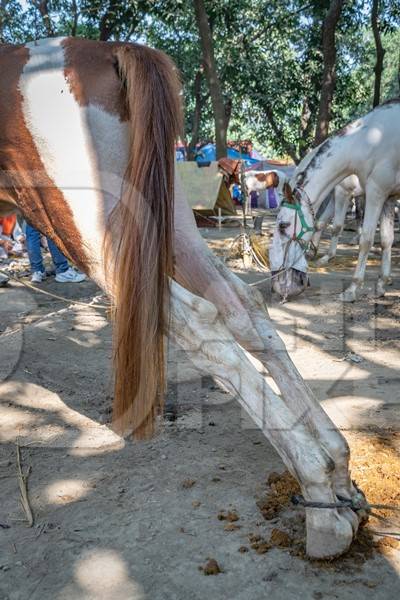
[55,267,86,283]
[31,271,45,283]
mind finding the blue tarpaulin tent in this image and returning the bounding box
[195,143,261,168]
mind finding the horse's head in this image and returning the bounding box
[269,183,314,301]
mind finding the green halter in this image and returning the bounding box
[281,201,315,240]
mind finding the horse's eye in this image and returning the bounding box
[279,222,291,233]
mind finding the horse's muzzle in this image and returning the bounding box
[272,268,309,301]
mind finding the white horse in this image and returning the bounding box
[270,101,400,301]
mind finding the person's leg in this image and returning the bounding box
[47,240,87,283]
[47,238,69,274]
[26,224,45,274]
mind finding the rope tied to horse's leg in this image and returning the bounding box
[292,494,400,513]
[291,494,400,539]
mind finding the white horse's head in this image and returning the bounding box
[269,183,315,301]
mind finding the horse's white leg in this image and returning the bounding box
[311,194,335,257]
[376,199,395,297]
[203,264,358,512]
[311,227,324,255]
[353,195,364,243]
[339,187,386,303]
[173,175,358,522]
[169,280,354,558]
[317,191,349,265]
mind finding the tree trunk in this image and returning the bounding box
[371,0,386,108]
[314,0,344,146]
[193,0,229,159]
[34,1,54,37]
[99,0,119,41]
[188,69,206,160]
[71,0,79,37]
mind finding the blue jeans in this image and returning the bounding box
[26,224,69,275]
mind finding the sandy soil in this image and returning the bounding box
[0,220,399,600]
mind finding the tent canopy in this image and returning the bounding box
[177,161,236,215]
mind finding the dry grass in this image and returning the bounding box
[256,432,400,561]
[347,432,400,525]
[309,255,382,273]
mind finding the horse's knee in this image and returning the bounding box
[380,236,394,251]
[358,235,373,254]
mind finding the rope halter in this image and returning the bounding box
[281,186,315,242]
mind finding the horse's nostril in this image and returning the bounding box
[279,222,290,233]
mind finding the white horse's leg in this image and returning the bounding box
[340,187,386,303]
[311,194,335,257]
[317,191,350,265]
[169,280,354,558]
[202,261,358,514]
[376,199,395,297]
[353,195,364,243]
[173,175,358,521]
[311,227,324,255]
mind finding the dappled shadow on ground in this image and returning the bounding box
[0,231,399,598]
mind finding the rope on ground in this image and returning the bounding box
[0,268,110,310]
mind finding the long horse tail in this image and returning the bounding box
[105,44,182,438]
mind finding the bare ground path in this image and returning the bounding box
[0,224,399,599]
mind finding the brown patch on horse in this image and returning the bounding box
[271,172,279,188]
[62,38,129,121]
[103,43,182,438]
[0,198,17,217]
[255,173,267,183]
[0,43,87,271]
[255,172,279,188]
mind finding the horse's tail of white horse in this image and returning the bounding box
[105,43,182,438]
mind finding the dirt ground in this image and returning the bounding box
[0,218,399,600]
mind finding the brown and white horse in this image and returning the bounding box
[0,37,364,558]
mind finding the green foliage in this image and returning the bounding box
[1,0,399,158]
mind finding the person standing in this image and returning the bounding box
[26,223,86,284]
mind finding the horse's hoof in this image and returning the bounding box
[306,508,353,559]
[316,255,331,266]
[339,288,358,303]
[338,506,359,535]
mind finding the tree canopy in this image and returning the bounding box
[1,0,399,160]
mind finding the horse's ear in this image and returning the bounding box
[283,182,295,204]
